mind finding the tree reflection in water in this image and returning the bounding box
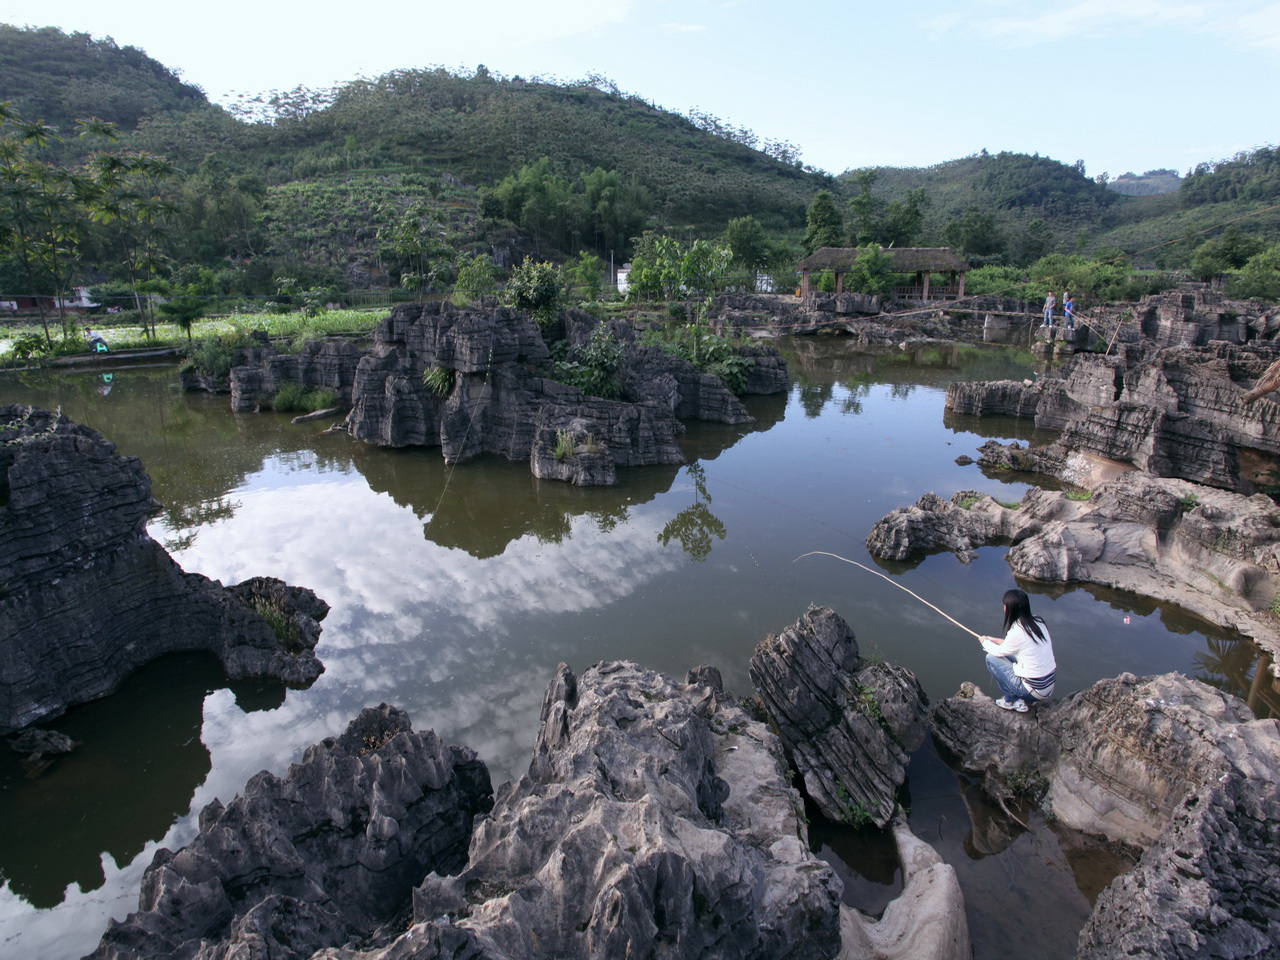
[658,463,726,562]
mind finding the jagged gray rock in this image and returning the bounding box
[932,673,1280,959]
[748,605,929,828]
[0,406,327,734]
[88,704,493,960]
[865,475,1280,664]
[230,339,364,412]
[946,343,1280,492]
[407,660,844,960]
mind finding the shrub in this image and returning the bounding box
[423,366,455,397]
[550,324,624,400]
[271,383,338,412]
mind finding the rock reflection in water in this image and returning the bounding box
[0,653,278,908]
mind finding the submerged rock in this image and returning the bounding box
[933,673,1280,959]
[749,605,929,828]
[0,406,328,733]
[89,704,493,960]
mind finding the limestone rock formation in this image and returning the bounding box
[749,606,930,828]
[932,673,1280,959]
[865,476,1280,663]
[410,660,844,960]
[89,704,493,960]
[230,338,363,413]
[838,817,972,960]
[945,343,1280,492]
[0,406,327,733]
[282,301,788,483]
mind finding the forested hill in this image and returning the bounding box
[0,24,206,132]
[3,22,1279,306]
[131,67,826,236]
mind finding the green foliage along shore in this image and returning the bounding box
[2,21,1280,330]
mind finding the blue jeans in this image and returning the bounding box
[986,654,1031,705]
[1042,307,1054,326]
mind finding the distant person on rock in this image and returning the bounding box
[1041,291,1056,328]
[1064,293,1076,331]
[979,588,1056,712]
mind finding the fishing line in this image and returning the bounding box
[706,471,983,627]
[793,550,982,638]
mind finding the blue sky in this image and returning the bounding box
[4,0,1276,178]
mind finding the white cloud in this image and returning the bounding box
[930,0,1209,45]
[662,22,709,32]
[1230,2,1280,52]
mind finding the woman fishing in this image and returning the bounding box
[980,588,1057,712]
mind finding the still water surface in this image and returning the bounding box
[0,340,1264,959]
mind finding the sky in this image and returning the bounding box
[2,0,1277,178]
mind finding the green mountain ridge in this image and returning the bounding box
[2,23,1278,303]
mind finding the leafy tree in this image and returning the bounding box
[1230,243,1280,300]
[880,188,929,247]
[721,215,769,289]
[564,250,605,300]
[1190,228,1266,281]
[944,205,1005,258]
[846,171,885,246]
[156,277,209,340]
[1014,218,1054,267]
[504,258,562,324]
[844,244,895,295]
[452,251,497,306]
[803,190,844,254]
[87,150,179,339]
[626,234,731,301]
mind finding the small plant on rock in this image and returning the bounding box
[553,429,574,461]
[423,366,455,397]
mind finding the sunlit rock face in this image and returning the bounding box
[0,406,327,733]
[410,660,844,960]
[87,704,492,960]
[214,301,788,483]
[749,605,930,829]
[945,342,1280,492]
[865,476,1280,663]
[933,674,1280,959]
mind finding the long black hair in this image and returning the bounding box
[1002,588,1048,642]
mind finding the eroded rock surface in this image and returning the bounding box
[933,674,1280,959]
[866,476,1280,663]
[409,660,843,960]
[749,606,929,828]
[89,704,493,960]
[945,343,1280,492]
[226,303,787,486]
[0,407,328,733]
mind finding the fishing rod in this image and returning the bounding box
[794,550,982,639]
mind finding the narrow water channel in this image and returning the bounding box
[0,340,1269,959]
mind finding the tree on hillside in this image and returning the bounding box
[880,188,930,247]
[1014,218,1054,267]
[803,191,843,255]
[846,171,885,246]
[1190,227,1266,281]
[722,215,769,289]
[944,205,1005,259]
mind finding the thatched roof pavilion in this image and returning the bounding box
[798,247,969,300]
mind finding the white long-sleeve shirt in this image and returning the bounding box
[981,620,1056,680]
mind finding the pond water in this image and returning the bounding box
[0,340,1268,959]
